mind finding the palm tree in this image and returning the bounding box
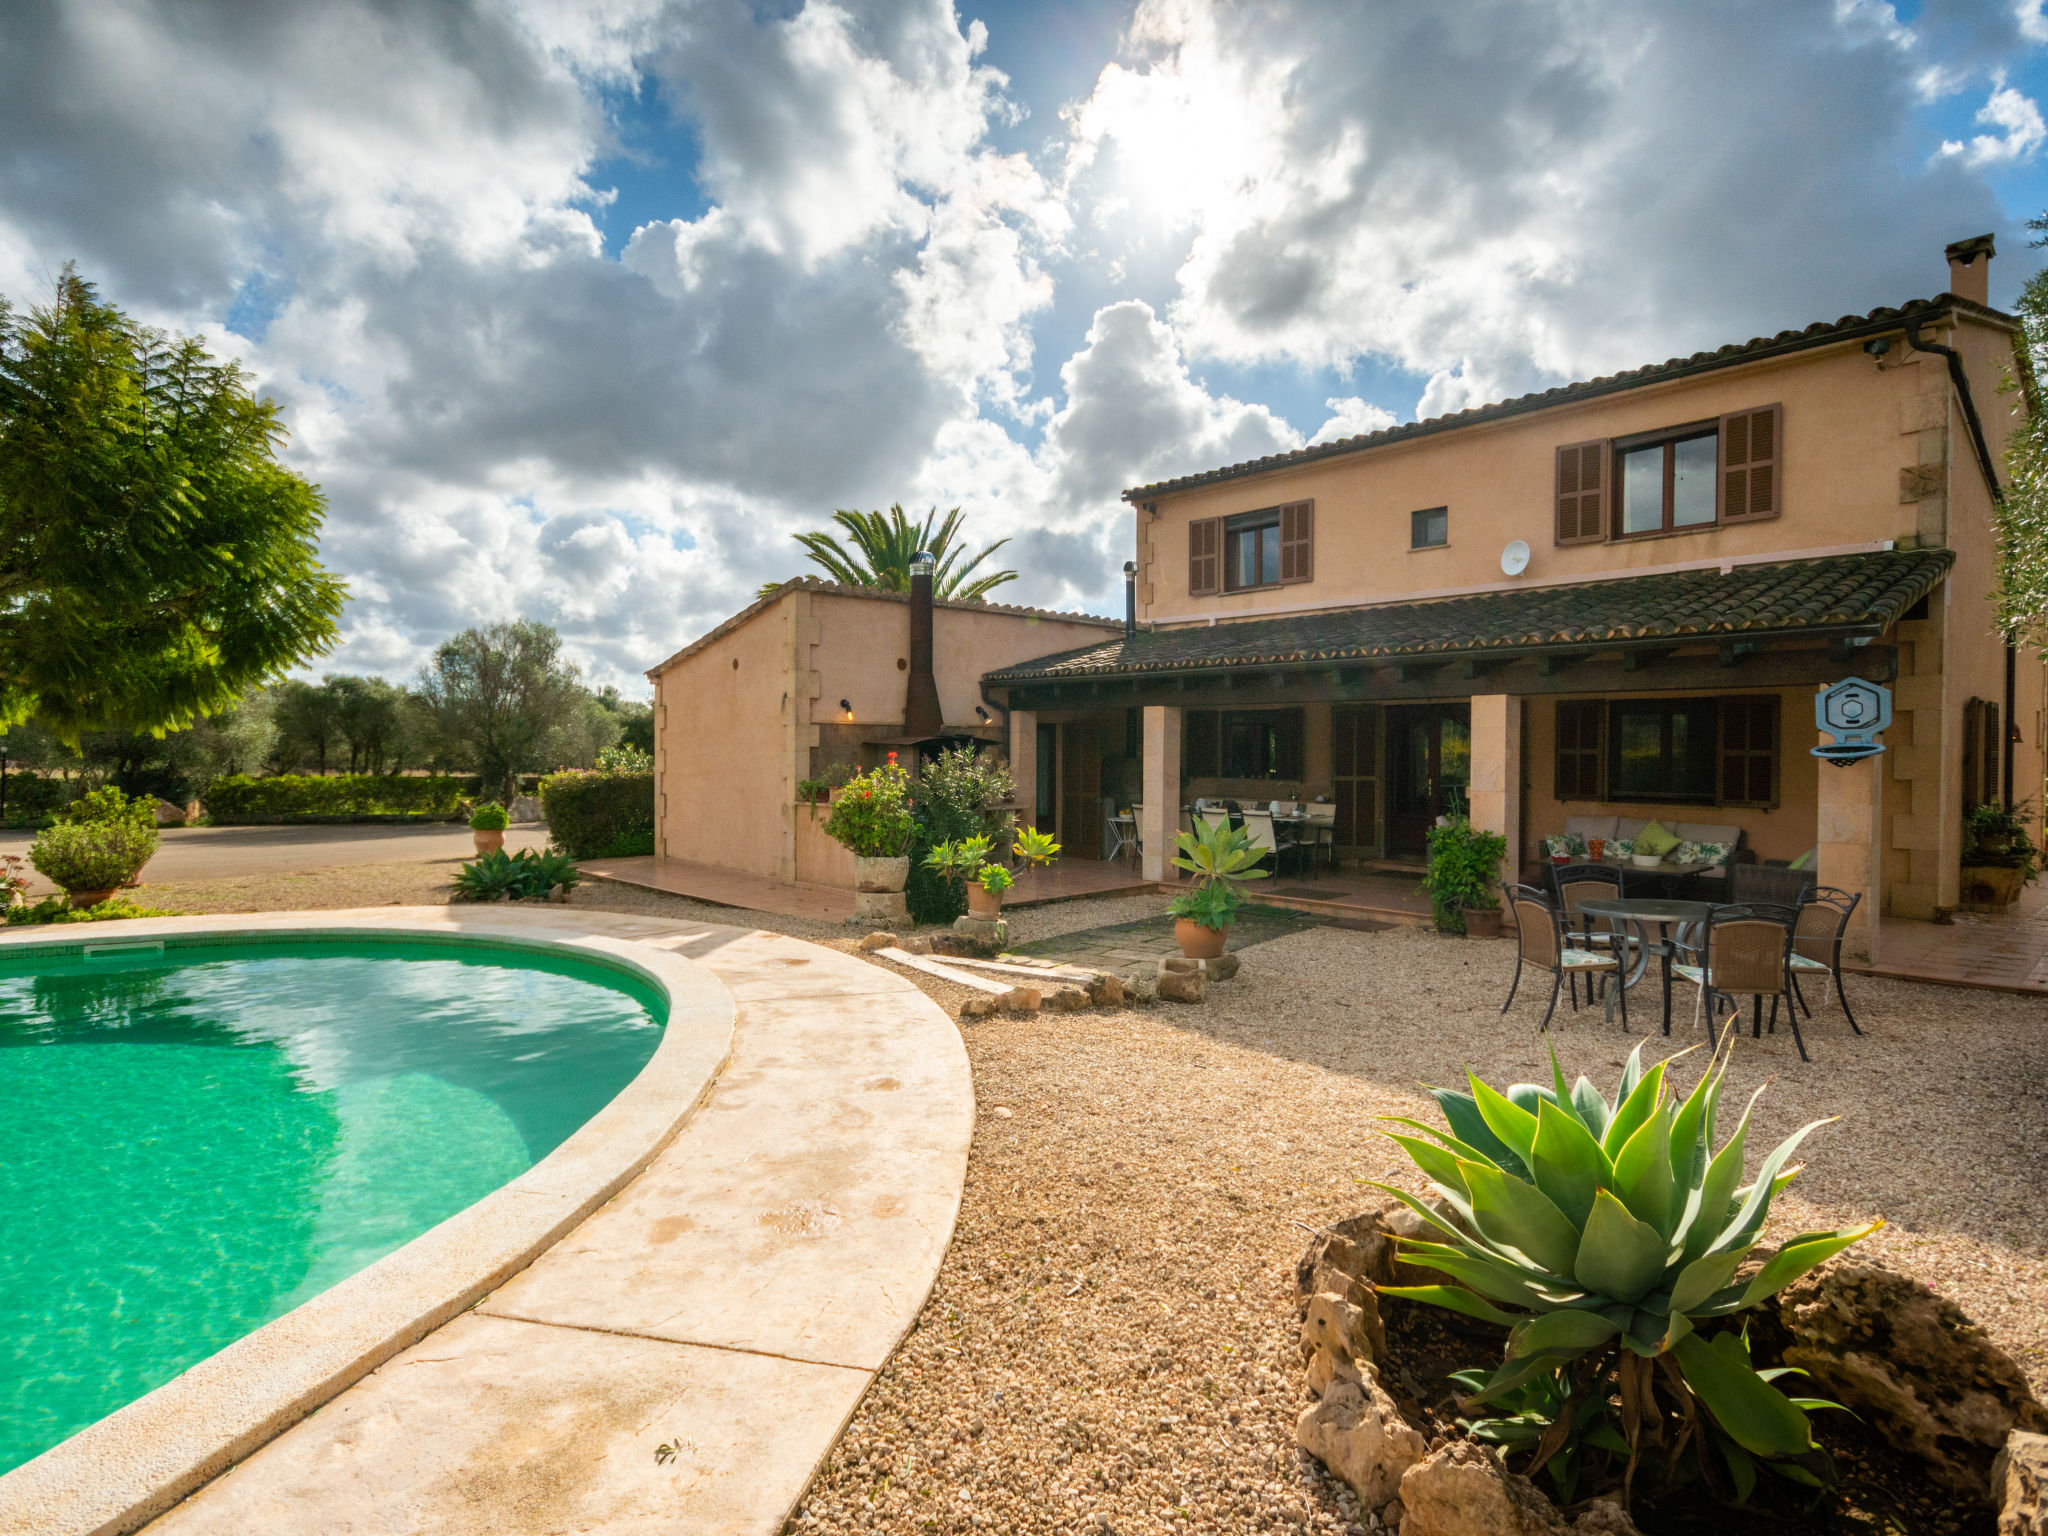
[759,505,1018,601]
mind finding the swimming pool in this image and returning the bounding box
[0,936,668,1474]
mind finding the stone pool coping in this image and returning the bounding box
[0,906,974,1536]
[0,907,736,1536]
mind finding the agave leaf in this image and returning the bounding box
[1680,1084,1765,1264]
[1383,1132,1474,1198]
[1614,1041,1647,1102]
[1469,1076,1541,1166]
[1459,1352,1567,1408]
[1574,1189,1668,1303]
[1462,1158,1583,1277]
[1506,1082,1561,1120]
[1396,1241,1579,1307]
[1719,1432,1760,1504]
[1669,1250,1745,1314]
[1668,1048,1723,1191]
[1600,1056,1668,1159]
[1612,1100,1679,1235]
[1508,1307,1623,1360]
[1547,1043,1578,1123]
[1377,1284,1523,1327]
[1707,1119,1838,1259]
[1570,1076,1611,1139]
[1730,1221,1884,1309]
[1376,1115,1503,1169]
[1623,1304,1694,1356]
[1529,1099,1610,1228]
[1673,1331,1814,1457]
[1429,1087,1528,1176]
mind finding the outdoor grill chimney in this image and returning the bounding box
[1124,560,1137,638]
[1946,233,1995,307]
[903,550,944,741]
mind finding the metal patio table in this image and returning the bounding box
[1574,896,1719,1036]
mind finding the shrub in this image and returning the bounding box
[905,747,1014,924]
[1,773,78,827]
[59,785,156,828]
[1423,815,1508,933]
[1166,816,1268,931]
[469,801,510,832]
[1376,1041,1876,1507]
[7,895,176,925]
[1964,800,2039,875]
[822,759,914,858]
[451,848,581,902]
[201,774,468,823]
[595,743,653,773]
[29,817,159,892]
[539,769,654,858]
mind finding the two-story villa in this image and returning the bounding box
[982,236,2043,960]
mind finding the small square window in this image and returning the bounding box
[1411,507,1448,549]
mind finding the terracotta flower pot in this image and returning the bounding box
[1175,918,1227,959]
[1460,906,1503,940]
[1962,864,2027,907]
[66,888,118,909]
[473,829,505,856]
[967,883,1004,918]
[853,854,909,893]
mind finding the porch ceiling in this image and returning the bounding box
[985,549,1952,687]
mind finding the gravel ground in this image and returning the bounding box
[786,922,2048,1536]
[125,863,2048,1534]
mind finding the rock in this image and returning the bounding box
[949,914,1008,957]
[1158,954,1201,975]
[959,996,999,1019]
[1397,1440,1572,1536]
[150,798,187,826]
[1305,1342,1363,1399]
[1043,986,1092,1011]
[1156,969,1207,1004]
[1086,971,1126,1007]
[1572,1499,1644,1535]
[1301,1286,1386,1370]
[1994,1429,2048,1534]
[1124,970,1159,1004]
[999,985,1040,1013]
[1768,1261,2048,1496]
[900,934,933,955]
[549,884,572,903]
[1295,1210,1400,1311]
[1204,953,1241,980]
[856,931,898,952]
[1295,1368,1427,1511]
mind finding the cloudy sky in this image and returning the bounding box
[6,0,2048,693]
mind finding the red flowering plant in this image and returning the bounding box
[821,757,915,857]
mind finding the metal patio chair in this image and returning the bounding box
[1788,885,1864,1035]
[1672,902,1806,1060]
[1551,862,1631,1006]
[1501,883,1629,1033]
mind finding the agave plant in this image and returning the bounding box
[1374,1041,1880,1506]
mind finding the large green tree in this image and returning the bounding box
[1999,220,2048,647]
[760,504,1017,601]
[416,620,587,799]
[0,267,345,739]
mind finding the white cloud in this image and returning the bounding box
[1939,79,2048,166]
[1309,396,1399,445]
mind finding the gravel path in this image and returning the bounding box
[123,863,2048,1534]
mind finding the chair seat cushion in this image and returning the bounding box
[1789,953,1830,971]
[1559,948,1615,969]
[1672,962,1704,984]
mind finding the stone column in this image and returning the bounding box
[1141,706,1183,883]
[1009,709,1037,837]
[1818,754,1883,962]
[1468,694,1523,897]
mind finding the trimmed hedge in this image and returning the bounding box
[539,769,654,859]
[202,774,469,823]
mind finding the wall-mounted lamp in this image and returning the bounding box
[2012,719,2025,745]
[1864,336,1893,366]
[839,698,853,718]
[975,705,990,721]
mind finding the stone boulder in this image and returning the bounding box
[1295,1209,1400,1313]
[1086,970,1126,1007]
[1123,970,1159,1004]
[1043,985,1092,1012]
[1156,968,1206,1003]
[1295,1367,1426,1511]
[855,931,898,952]
[507,793,544,823]
[948,914,1008,957]
[1397,1442,1642,1536]
[1205,952,1241,981]
[1994,1429,2048,1534]
[1768,1261,2048,1496]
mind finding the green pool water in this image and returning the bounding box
[0,937,667,1474]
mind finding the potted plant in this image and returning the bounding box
[1167,816,1268,958]
[1423,815,1508,937]
[470,800,511,855]
[926,827,1060,919]
[29,789,160,908]
[970,861,1013,917]
[824,757,916,905]
[1961,800,2039,908]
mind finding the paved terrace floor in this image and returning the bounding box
[1859,878,2048,994]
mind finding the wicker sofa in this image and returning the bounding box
[1556,814,1749,898]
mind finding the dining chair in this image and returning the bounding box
[1240,808,1300,878]
[1303,803,1337,875]
[1199,807,1232,839]
[1500,883,1629,1033]
[1129,803,1146,865]
[1731,863,1816,907]
[1788,886,1863,1035]
[1671,902,1806,1060]
[1550,862,1629,1006]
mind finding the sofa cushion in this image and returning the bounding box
[1634,819,1681,857]
[1672,821,1742,847]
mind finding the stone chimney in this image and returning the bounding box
[1946,233,1995,306]
[903,554,944,741]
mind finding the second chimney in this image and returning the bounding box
[1946,233,1995,306]
[903,552,944,741]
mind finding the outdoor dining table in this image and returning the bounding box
[1573,896,1719,1036]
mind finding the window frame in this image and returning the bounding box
[1553,694,1781,809]
[1410,506,1449,550]
[1222,509,1283,592]
[1610,418,1721,540]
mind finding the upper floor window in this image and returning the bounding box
[1188,501,1313,596]
[1410,506,1448,549]
[1556,404,1781,545]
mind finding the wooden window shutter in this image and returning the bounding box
[1276,708,1306,779]
[1278,502,1314,583]
[1963,697,1984,810]
[1719,696,1778,807]
[1188,518,1221,596]
[1555,441,1609,544]
[1985,700,2003,806]
[1554,699,1604,799]
[1719,404,1782,523]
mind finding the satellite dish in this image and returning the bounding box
[1501,539,1531,577]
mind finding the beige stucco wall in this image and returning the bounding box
[1135,331,1975,624]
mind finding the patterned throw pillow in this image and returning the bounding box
[1608,837,1635,859]
[1674,839,1734,868]
[1543,832,1588,858]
